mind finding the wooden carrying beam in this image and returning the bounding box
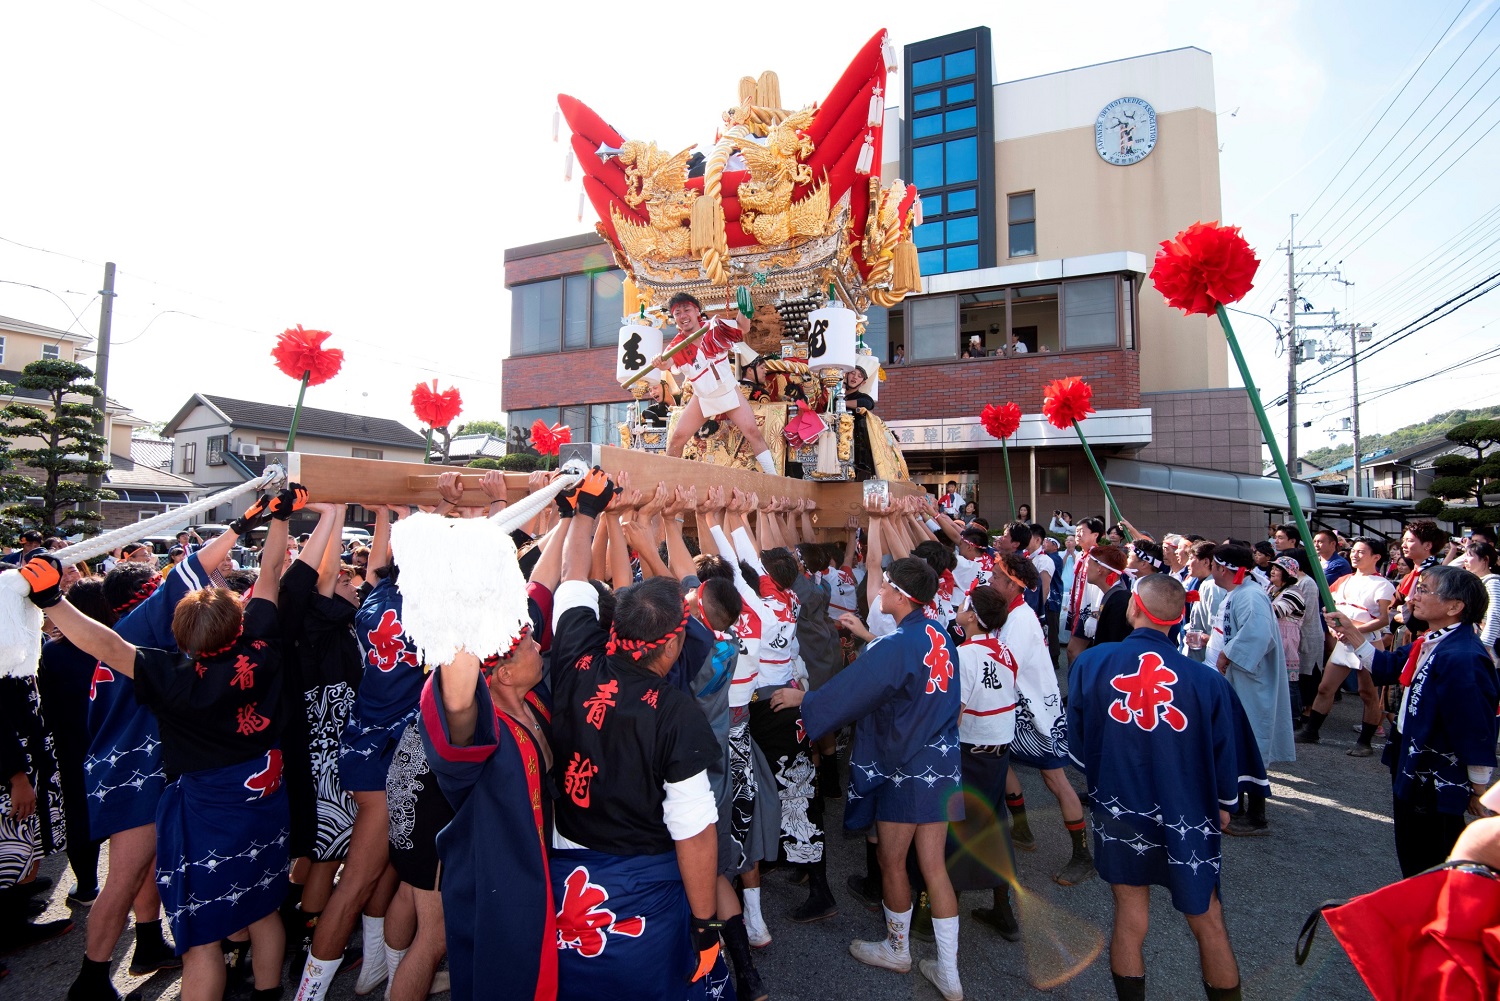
[273,447,923,531]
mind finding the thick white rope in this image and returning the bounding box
[488,460,589,535]
[52,465,286,567]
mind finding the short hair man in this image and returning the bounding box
[657,293,779,475]
[1067,574,1255,1001]
[1272,524,1301,552]
[1313,529,1352,586]
[1326,565,1500,876]
[937,481,964,519]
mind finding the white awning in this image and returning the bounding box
[885,409,1153,452]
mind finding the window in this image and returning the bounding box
[1008,192,1036,257]
[207,435,227,466]
[255,437,285,450]
[512,280,562,355]
[351,447,383,460]
[1122,277,1136,349]
[0,336,5,365]
[909,295,958,361]
[179,442,196,474]
[41,344,60,361]
[862,305,890,362]
[1040,466,1071,494]
[591,270,625,347]
[563,274,591,350]
[507,407,558,451]
[589,402,633,446]
[1063,278,1118,348]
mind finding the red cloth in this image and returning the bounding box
[1400,632,1428,688]
[1321,866,1500,1001]
[666,317,742,367]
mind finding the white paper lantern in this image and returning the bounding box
[805,302,857,372]
[616,321,662,385]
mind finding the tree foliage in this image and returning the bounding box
[0,360,112,536]
[456,419,506,438]
[1427,419,1500,529]
[1300,404,1500,470]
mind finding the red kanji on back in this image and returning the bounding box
[640,688,659,709]
[366,608,418,673]
[89,664,113,700]
[243,749,283,799]
[564,753,599,808]
[923,624,953,694]
[574,653,594,672]
[236,702,272,736]
[230,654,256,691]
[1108,651,1188,732]
[583,680,618,730]
[555,865,646,958]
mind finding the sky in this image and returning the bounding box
[1,0,1496,458]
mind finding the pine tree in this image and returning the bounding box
[0,360,112,537]
[1425,419,1500,529]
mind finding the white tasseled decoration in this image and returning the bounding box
[578,191,586,223]
[855,134,875,176]
[389,513,532,667]
[913,195,924,228]
[0,571,44,678]
[552,109,560,142]
[563,150,574,183]
[816,419,840,475]
[882,35,897,73]
[868,86,884,128]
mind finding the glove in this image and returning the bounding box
[573,467,617,519]
[735,285,754,319]
[686,916,722,983]
[229,494,274,536]
[269,483,309,521]
[18,555,63,609]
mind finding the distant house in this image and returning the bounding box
[162,394,427,523]
[444,432,508,463]
[103,436,206,531]
[1362,436,1460,503]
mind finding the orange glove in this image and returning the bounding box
[270,483,309,520]
[18,555,63,608]
[573,467,618,519]
[230,494,274,536]
[686,917,722,983]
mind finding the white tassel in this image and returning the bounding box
[552,109,560,142]
[856,134,874,176]
[578,191,586,223]
[563,150,574,183]
[0,571,43,678]
[816,418,840,475]
[882,34,897,73]
[867,86,884,127]
[389,513,533,667]
[913,196,924,228]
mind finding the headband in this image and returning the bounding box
[882,571,921,606]
[1085,555,1120,588]
[481,625,534,671]
[965,595,993,633]
[994,561,1028,593]
[1131,592,1182,628]
[1213,556,1248,586]
[606,604,689,661]
[193,623,244,661]
[111,573,163,615]
[1132,544,1165,571]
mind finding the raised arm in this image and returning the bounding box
[19,559,137,674]
[664,486,697,580]
[864,516,886,612]
[436,650,484,748]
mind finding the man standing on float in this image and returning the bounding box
[656,292,779,475]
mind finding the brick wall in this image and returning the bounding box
[504,239,614,287]
[503,346,623,410]
[880,350,1140,421]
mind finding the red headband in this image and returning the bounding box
[111,573,163,615]
[606,604,690,661]
[1132,592,1183,628]
[193,623,243,661]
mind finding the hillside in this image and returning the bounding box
[1301,404,1500,469]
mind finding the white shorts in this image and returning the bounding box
[695,384,744,420]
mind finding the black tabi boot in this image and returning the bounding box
[790,856,838,923]
[722,914,768,1001]
[1112,971,1147,1001]
[128,920,181,976]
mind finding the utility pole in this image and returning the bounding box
[1350,322,1362,498]
[86,262,116,520]
[1279,214,1335,475]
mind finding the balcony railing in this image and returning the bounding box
[1371,483,1414,500]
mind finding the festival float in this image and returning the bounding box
[559,28,919,486]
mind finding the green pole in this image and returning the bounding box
[1000,436,1017,519]
[423,428,434,465]
[1216,303,1336,613]
[285,372,311,451]
[1073,419,1124,532]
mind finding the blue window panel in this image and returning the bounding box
[914,221,945,249]
[946,188,977,212]
[918,249,946,275]
[913,114,944,139]
[945,137,978,183]
[944,49,975,79]
[946,244,979,272]
[922,193,942,215]
[946,216,979,243]
[912,57,942,87]
[946,107,977,132]
[913,89,942,112]
[946,82,975,104]
[913,145,944,189]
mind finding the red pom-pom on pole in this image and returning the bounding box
[1041,376,1095,430]
[411,381,464,429]
[1148,221,1260,317]
[530,420,572,457]
[979,402,1021,441]
[271,326,344,386]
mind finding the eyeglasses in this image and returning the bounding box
[1410,583,1437,597]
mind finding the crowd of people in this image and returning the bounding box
[2,473,1499,1001]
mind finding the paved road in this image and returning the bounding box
[7,694,1397,999]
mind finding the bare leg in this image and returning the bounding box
[875,821,918,913]
[180,942,228,1001]
[912,823,956,919]
[86,823,154,962]
[668,397,707,457]
[132,865,161,921]
[1041,767,1084,820]
[247,909,287,991]
[1356,671,1383,726]
[308,790,392,961]
[1183,890,1239,989]
[1310,662,1350,715]
[716,875,742,919]
[724,402,771,457]
[1109,884,1150,977]
[384,883,416,952]
[389,887,445,1001]
[302,859,340,914]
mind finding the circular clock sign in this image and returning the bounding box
[1095,97,1158,165]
